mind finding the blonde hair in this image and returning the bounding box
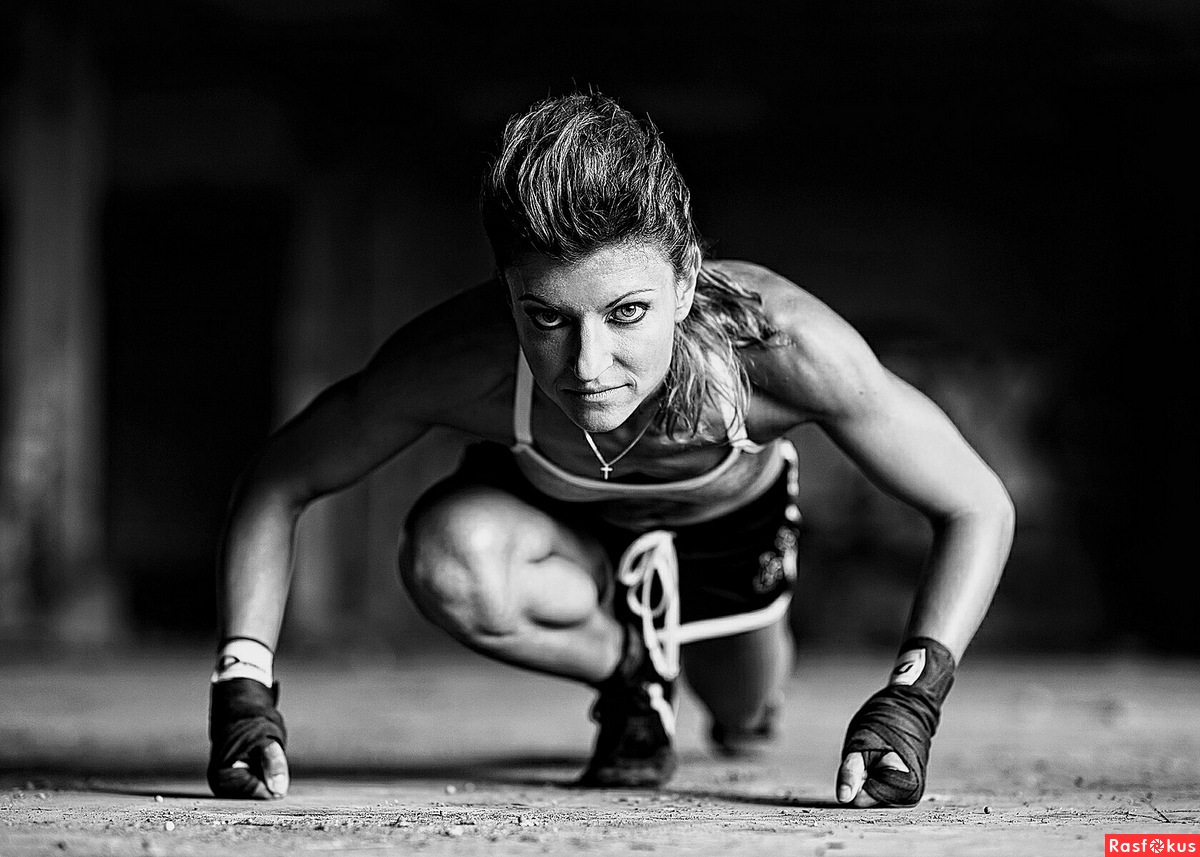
[661,266,777,441]
[481,92,778,442]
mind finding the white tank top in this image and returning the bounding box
[509,350,784,508]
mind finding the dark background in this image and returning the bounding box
[1,0,1196,657]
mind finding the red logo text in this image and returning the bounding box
[1106,835,1200,854]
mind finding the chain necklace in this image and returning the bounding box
[582,417,654,480]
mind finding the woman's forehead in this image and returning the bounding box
[505,244,676,306]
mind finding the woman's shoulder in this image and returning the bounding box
[702,257,787,291]
[716,260,885,421]
[702,258,838,332]
[362,278,520,420]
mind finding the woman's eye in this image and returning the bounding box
[529,310,565,330]
[610,304,647,324]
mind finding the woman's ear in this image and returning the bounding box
[674,250,701,322]
[674,274,697,323]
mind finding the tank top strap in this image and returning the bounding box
[516,345,763,454]
[720,392,766,454]
[512,349,535,447]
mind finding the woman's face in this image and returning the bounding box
[505,243,696,434]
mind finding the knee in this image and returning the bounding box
[399,497,521,640]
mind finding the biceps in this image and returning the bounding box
[256,373,430,502]
[825,373,1006,520]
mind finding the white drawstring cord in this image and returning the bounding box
[616,530,681,682]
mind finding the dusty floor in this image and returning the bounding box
[1,647,1198,855]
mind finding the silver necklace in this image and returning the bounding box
[582,418,653,480]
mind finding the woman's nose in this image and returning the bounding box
[572,320,613,382]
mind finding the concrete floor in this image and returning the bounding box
[2,646,1198,855]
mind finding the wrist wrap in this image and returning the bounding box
[842,636,956,806]
[207,678,287,798]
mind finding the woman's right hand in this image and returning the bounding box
[207,678,290,799]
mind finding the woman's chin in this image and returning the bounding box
[569,412,627,435]
[558,399,634,434]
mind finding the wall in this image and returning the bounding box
[1,0,1196,654]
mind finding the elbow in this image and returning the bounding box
[968,474,1017,573]
[939,471,1017,548]
[991,473,1017,547]
[970,471,1016,548]
[229,444,311,519]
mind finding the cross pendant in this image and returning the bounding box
[601,464,613,480]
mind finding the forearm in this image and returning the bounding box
[217,484,305,651]
[904,499,1015,662]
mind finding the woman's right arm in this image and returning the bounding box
[216,280,514,650]
[208,367,436,799]
[209,351,440,799]
[207,282,513,800]
[216,368,433,651]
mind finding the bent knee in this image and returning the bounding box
[400,491,530,639]
[402,541,521,640]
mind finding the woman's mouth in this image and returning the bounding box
[565,385,621,402]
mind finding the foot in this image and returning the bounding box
[578,662,677,788]
[709,702,779,758]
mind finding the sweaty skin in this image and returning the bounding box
[216,245,1014,803]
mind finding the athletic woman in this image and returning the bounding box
[207,92,1015,807]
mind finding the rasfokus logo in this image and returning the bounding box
[1106,834,1200,853]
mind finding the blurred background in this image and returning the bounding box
[0,0,1195,661]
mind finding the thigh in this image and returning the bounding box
[681,614,794,723]
[402,482,624,682]
[406,483,609,605]
[670,464,800,721]
[668,461,800,627]
[403,446,614,630]
[408,443,607,562]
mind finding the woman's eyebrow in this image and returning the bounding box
[605,288,657,308]
[516,287,656,309]
[516,294,559,307]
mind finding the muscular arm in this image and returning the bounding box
[217,371,430,649]
[218,282,516,651]
[819,368,1015,660]
[207,282,515,800]
[747,268,1015,661]
[745,266,1014,805]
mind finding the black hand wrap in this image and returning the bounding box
[207,678,287,798]
[842,636,955,806]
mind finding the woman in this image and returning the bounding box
[207,92,1015,807]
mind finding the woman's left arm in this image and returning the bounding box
[817,357,1015,807]
[753,276,1015,806]
[754,278,1016,659]
[819,365,1016,660]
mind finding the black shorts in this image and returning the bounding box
[406,442,800,635]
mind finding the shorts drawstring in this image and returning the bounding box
[616,530,680,681]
